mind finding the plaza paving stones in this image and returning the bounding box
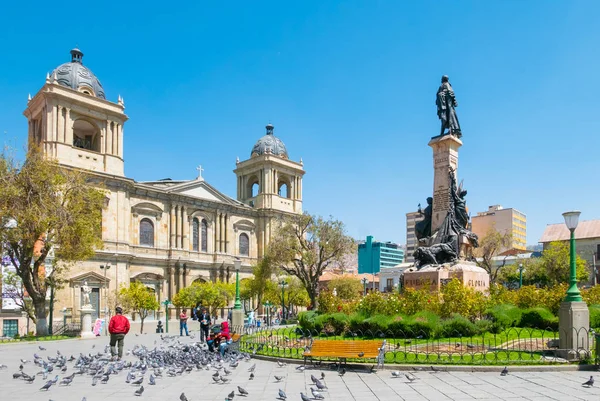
[1,332,600,401]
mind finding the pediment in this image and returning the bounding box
[168,180,241,205]
[131,202,164,219]
[69,271,109,287]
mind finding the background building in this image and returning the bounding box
[379,263,412,293]
[358,236,404,276]
[540,220,600,286]
[405,211,424,263]
[471,205,527,250]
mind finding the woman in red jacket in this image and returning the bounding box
[108,306,130,360]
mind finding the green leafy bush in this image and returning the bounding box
[485,304,523,332]
[298,311,319,331]
[589,305,600,329]
[387,314,410,334]
[520,307,558,330]
[474,319,494,334]
[407,311,440,338]
[362,315,391,334]
[316,313,349,335]
[440,314,479,337]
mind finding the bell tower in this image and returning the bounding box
[23,48,128,176]
[234,124,305,214]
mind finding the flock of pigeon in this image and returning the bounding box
[1,335,340,400]
[1,338,596,400]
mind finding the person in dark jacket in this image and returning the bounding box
[108,306,130,360]
[198,307,211,342]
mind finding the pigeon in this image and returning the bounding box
[321,372,325,380]
[148,374,156,385]
[391,371,400,378]
[226,390,235,400]
[300,392,311,401]
[274,375,284,382]
[405,373,417,382]
[295,365,305,372]
[91,377,98,386]
[132,376,144,385]
[212,375,221,383]
[277,360,286,367]
[13,372,22,379]
[248,363,256,372]
[180,393,189,401]
[357,352,364,357]
[238,385,248,396]
[278,389,287,400]
[0,364,7,369]
[101,374,109,384]
[500,366,508,376]
[249,372,254,380]
[39,346,46,351]
[40,381,53,391]
[220,376,231,384]
[24,375,36,383]
[315,379,327,390]
[311,374,318,383]
[20,359,29,364]
[430,365,441,372]
[134,385,144,396]
[60,377,73,386]
[339,368,346,377]
[582,376,594,387]
[311,388,325,400]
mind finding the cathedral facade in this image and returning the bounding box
[22,48,305,325]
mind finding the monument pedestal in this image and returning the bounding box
[80,306,96,339]
[558,301,590,361]
[403,261,489,293]
[231,309,244,331]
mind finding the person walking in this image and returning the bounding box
[108,306,130,361]
[179,309,189,336]
[198,307,211,342]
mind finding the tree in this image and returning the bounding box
[498,241,588,287]
[268,213,355,310]
[284,277,310,313]
[172,281,234,317]
[0,147,105,335]
[327,276,362,301]
[119,281,160,334]
[473,228,513,285]
[239,256,278,310]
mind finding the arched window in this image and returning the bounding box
[72,119,100,152]
[239,233,249,256]
[278,182,289,198]
[139,219,154,247]
[192,218,199,251]
[201,219,208,252]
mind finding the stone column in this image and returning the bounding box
[218,213,223,252]
[182,206,189,250]
[170,205,176,248]
[224,214,228,253]
[57,106,64,143]
[428,135,462,233]
[176,205,182,249]
[117,124,124,158]
[65,108,73,145]
[106,121,113,155]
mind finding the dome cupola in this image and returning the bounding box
[251,124,288,158]
[50,48,106,99]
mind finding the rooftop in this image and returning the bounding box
[539,219,600,243]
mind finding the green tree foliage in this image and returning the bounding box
[172,281,234,316]
[239,257,278,309]
[473,228,513,285]
[268,213,355,309]
[119,281,160,334]
[327,277,362,301]
[499,242,588,287]
[0,147,105,335]
[284,276,310,311]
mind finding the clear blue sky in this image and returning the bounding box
[1,1,599,246]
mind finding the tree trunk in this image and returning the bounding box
[140,318,145,334]
[309,285,319,311]
[34,299,48,336]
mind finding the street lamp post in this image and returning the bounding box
[231,258,244,329]
[279,280,288,321]
[558,210,589,360]
[162,299,171,333]
[263,301,272,326]
[518,264,524,288]
[361,277,368,296]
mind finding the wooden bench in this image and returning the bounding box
[303,339,384,369]
[227,333,242,353]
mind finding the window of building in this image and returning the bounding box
[201,219,208,252]
[2,319,18,338]
[139,218,154,247]
[72,119,100,152]
[386,278,394,292]
[239,233,249,256]
[192,218,199,251]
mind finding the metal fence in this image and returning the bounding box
[232,325,596,365]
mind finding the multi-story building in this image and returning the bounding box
[405,211,424,263]
[471,205,527,251]
[3,48,306,334]
[358,236,404,275]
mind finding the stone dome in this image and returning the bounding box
[50,48,106,99]
[251,124,288,158]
